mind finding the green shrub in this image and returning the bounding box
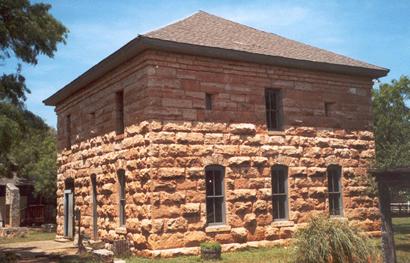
[291,215,378,263]
[200,241,222,250]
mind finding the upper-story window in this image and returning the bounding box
[115,91,124,134]
[271,165,288,220]
[205,93,213,110]
[324,101,335,117]
[90,111,96,134]
[205,165,225,225]
[117,169,126,226]
[265,88,282,130]
[66,114,71,149]
[328,165,343,216]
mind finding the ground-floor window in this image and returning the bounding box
[328,165,343,216]
[205,165,225,225]
[271,165,288,220]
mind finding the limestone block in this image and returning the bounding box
[166,217,188,232]
[148,233,185,250]
[244,213,257,226]
[215,233,234,244]
[279,227,295,239]
[228,189,257,203]
[129,233,146,246]
[267,136,285,145]
[265,226,280,240]
[229,123,256,135]
[261,145,279,156]
[149,132,175,144]
[152,219,164,233]
[231,227,248,243]
[228,156,250,166]
[204,133,224,144]
[157,167,185,179]
[176,132,204,144]
[252,157,267,166]
[253,200,268,213]
[101,183,114,194]
[182,203,200,215]
[234,202,252,214]
[184,231,207,246]
[163,121,192,132]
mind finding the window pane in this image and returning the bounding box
[120,199,125,225]
[272,111,278,129]
[329,194,341,215]
[214,171,223,196]
[206,198,214,223]
[265,89,280,130]
[279,195,286,218]
[278,173,285,193]
[272,167,286,194]
[206,173,214,196]
[328,166,341,192]
[270,92,277,109]
[273,196,286,219]
[206,93,212,110]
[116,91,124,134]
[214,197,224,223]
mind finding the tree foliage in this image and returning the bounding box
[0,0,68,104]
[0,0,67,198]
[372,76,410,169]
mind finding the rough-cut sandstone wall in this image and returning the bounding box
[143,121,378,256]
[54,50,379,256]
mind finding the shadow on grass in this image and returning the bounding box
[393,217,410,263]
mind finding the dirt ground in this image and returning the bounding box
[0,239,78,263]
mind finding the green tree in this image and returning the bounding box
[0,0,67,198]
[372,76,410,169]
[0,0,68,105]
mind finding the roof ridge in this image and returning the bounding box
[142,10,204,36]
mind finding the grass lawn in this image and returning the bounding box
[393,217,410,263]
[123,218,410,263]
[0,228,55,244]
[125,247,288,263]
[3,218,407,263]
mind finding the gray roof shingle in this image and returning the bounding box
[144,11,385,71]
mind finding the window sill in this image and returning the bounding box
[115,227,127,234]
[115,133,125,141]
[267,130,285,136]
[205,225,231,233]
[271,220,294,227]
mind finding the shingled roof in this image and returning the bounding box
[145,11,384,71]
[44,11,388,106]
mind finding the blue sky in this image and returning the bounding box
[13,0,410,127]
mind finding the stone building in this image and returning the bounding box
[0,176,56,228]
[44,12,388,256]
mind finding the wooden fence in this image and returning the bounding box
[391,202,410,217]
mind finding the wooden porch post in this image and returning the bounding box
[378,179,396,263]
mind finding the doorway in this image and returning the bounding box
[63,178,74,239]
[91,174,98,240]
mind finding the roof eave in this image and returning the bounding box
[142,37,389,78]
[43,36,149,106]
[44,36,389,106]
